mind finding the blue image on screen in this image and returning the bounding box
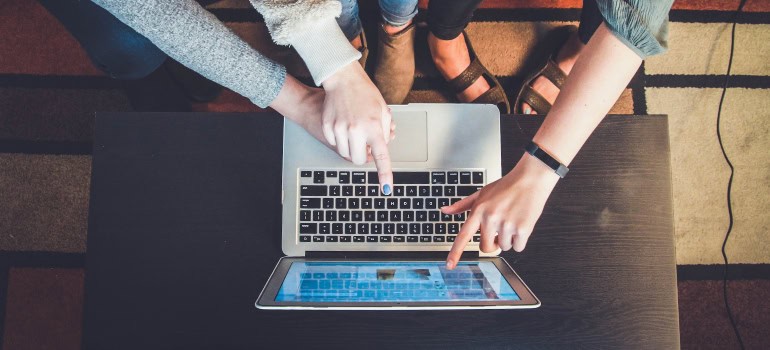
[275,261,520,302]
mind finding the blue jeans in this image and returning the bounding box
[38,0,167,79]
[337,0,419,40]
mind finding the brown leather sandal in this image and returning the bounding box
[514,25,577,115]
[445,31,510,114]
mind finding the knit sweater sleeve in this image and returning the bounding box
[92,0,286,108]
[252,0,361,86]
[595,0,674,58]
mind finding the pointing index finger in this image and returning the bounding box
[368,134,393,195]
[446,213,480,270]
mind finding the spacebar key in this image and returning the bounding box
[393,172,429,184]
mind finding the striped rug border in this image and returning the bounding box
[205,8,770,24]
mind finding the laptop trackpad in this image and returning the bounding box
[389,111,427,162]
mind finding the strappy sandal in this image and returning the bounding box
[445,31,510,114]
[514,25,577,115]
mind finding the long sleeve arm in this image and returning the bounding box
[252,0,361,85]
[93,0,287,108]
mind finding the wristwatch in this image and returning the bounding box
[524,141,569,178]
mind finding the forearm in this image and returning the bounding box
[93,0,286,108]
[532,23,642,165]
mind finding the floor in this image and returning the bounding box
[0,0,768,348]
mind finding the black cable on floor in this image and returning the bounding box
[716,0,747,349]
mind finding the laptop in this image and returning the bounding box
[256,104,540,310]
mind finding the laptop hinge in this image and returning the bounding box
[305,251,479,260]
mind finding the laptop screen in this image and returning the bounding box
[275,261,520,302]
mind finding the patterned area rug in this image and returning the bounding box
[0,0,768,349]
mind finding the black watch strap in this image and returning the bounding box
[524,141,569,178]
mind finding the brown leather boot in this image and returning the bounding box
[357,30,369,68]
[373,23,415,104]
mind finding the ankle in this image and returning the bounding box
[350,34,363,51]
[383,19,412,36]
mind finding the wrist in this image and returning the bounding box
[270,75,316,123]
[321,62,363,91]
[514,153,561,187]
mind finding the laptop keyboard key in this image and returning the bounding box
[390,211,402,222]
[299,224,318,234]
[355,186,366,196]
[447,172,459,184]
[444,186,456,196]
[338,171,350,183]
[300,198,320,209]
[301,185,327,196]
[406,186,418,196]
[342,186,353,196]
[313,171,325,184]
[431,172,446,184]
[326,236,338,242]
[313,236,324,242]
[403,211,415,222]
[335,198,347,209]
[313,210,323,221]
[380,236,391,242]
[397,223,408,234]
[457,186,481,196]
[301,171,312,178]
[348,198,360,209]
[358,223,369,234]
[300,235,311,242]
[394,186,405,196]
[323,198,334,209]
[409,223,420,234]
[340,236,351,242]
[407,236,418,242]
[384,223,395,234]
[420,236,431,242]
[366,236,378,242]
[460,172,471,184]
[472,171,483,184]
[352,211,363,222]
[367,172,379,184]
[361,198,373,209]
[339,210,350,221]
[332,223,343,234]
[394,236,405,242]
[300,210,311,221]
[345,223,355,234]
[368,186,379,196]
[413,198,424,209]
[352,172,366,184]
[353,236,365,242]
[325,211,337,222]
[319,223,330,234]
[365,211,376,221]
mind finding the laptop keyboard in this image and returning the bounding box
[297,169,484,244]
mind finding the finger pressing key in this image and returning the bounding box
[368,134,393,195]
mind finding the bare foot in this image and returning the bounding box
[521,32,585,114]
[428,32,490,102]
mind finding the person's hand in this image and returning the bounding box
[270,75,395,162]
[442,153,561,269]
[321,62,394,194]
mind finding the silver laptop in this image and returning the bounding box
[256,104,540,310]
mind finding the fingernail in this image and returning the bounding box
[382,183,392,195]
[446,261,453,269]
[523,106,531,115]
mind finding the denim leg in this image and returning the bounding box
[336,0,363,41]
[378,0,418,26]
[427,0,483,40]
[37,0,167,79]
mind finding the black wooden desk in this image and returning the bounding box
[84,112,679,349]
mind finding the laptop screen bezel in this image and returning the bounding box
[255,256,540,309]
